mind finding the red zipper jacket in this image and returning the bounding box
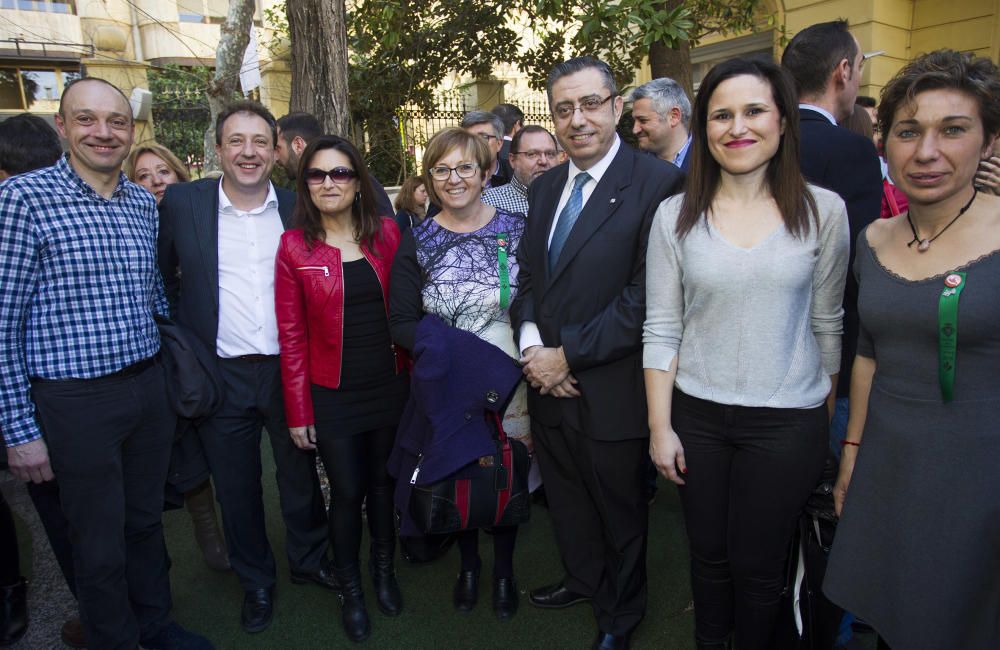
[275,218,403,428]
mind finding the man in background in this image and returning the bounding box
[482,125,558,216]
[275,111,394,217]
[782,19,882,453]
[491,102,525,161]
[461,110,513,188]
[630,78,692,171]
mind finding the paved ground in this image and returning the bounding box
[1,472,77,650]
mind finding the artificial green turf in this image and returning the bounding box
[164,445,697,649]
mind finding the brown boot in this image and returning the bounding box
[184,481,230,571]
[60,615,86,648]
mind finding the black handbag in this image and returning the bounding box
[408,412,530,534]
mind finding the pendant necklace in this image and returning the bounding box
[906,188,977,252]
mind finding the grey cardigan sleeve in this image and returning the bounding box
[810,187,851,376]
[642,195,685,372]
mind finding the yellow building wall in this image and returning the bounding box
[689,0,999,101]
[911,0,996,59]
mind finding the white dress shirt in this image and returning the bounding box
[215,181,284,357]
[798,103,838,126]
[519,135,622,353]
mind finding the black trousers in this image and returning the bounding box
[312,424,396,570]
[671,390,828,650]
[0,491,19,586]
[531,405,649,636]
[32,362,174,650]
[197,356,327,590]
[26,479,77,597]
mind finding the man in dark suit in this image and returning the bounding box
[781,20,883,451]
[158,101,332,634]
[510,57,684,650]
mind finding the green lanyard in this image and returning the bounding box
[937,272,966,403]
[497,232,510,309]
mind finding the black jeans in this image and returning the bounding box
[312,424,397,570]
[672,390,827,650]
[0,491,18,586]
[26,479,77,597]
[32,362,174,650]
[198,356,327,590]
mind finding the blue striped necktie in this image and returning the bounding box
[548,171,591,273]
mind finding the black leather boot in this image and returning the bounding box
[334,565,371,642]
[369,539,402,616]
[0,577,27,647]
[185,481,230,572]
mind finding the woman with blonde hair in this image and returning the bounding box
[126,142,190,204]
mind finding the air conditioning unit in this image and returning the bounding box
[130,87,152,121]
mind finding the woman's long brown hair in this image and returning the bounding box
[292,135,382,253]
[677,57,817,240]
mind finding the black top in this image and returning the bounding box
[311,258,407,436]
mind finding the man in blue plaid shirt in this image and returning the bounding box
[0,78,211,650]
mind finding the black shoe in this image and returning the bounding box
[290,565,340,592]
[369,539,403,616]
[0,578,27,646]
[240,588,273,634]
[492,576,519,622]
[528,582,590,609]
[333,565,371,643]
[142,621,214,649]
[452,568,479,612]
[592,631,631,650]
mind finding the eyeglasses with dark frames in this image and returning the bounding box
[511,150,559,162]
[303,167,358,185]
[553,95,615,120]
[428,162,480,181]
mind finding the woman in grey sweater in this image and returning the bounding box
[642,57,849,650]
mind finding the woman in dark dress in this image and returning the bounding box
[824,50,1000,650]
[389,128,528,622]
[275,135,407,643]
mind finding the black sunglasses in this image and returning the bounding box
[303,167,358,185]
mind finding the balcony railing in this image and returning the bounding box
[0,38,93,59]
[0,0,75,14]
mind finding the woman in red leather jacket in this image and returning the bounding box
[274,135,407,643]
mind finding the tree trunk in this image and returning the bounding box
[648,0,694,98]
[203,0,255,172]
[286,0,351,138]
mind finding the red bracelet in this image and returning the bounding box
[840,440,860,447]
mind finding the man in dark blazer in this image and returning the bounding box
[158,100,331,634]
[781,20,882,451]
[510,57,684,650]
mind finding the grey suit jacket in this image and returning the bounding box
[157,177,295,354]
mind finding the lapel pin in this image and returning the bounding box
[610,198,616,204]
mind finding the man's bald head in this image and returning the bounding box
[59,77,132,122]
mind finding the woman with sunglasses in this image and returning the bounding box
[389,127,529,621]
[274,135,408,643]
